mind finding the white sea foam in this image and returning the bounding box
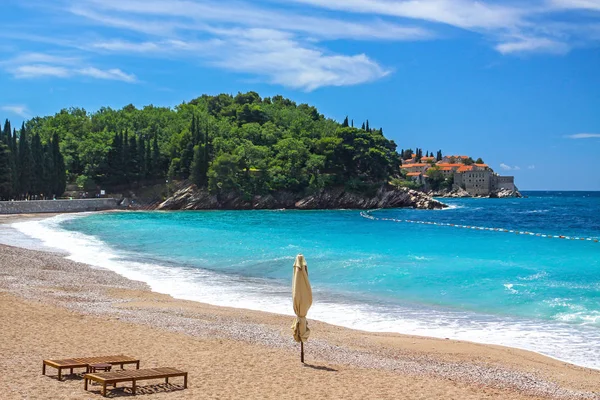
[9,214,600,371]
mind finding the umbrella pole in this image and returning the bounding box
[301,341,304,363]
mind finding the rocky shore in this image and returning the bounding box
[429,187,522,199]
[157,185,447,211]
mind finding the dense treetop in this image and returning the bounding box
[21,92,404,196]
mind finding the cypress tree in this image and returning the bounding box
[152,135,161,178]
[10,128,18,196]
[365,120,370,132]
[42,143,54,198]
[51,133,67,197]
[361,122,365,130]
[31,133,45,198]
[203,123,210,186]
[4,122,11,151]
[127,134,138,181]
[180,140,194,179]
[138,136,146,179]
[351,119,354,128]
[106,132,123,185]
[190,144,204,187]
[123,130,130,182]
[18,123,32,198]
[342,116,349,127]
[145,141,151,179]
[0,142,13,200]
[190,115,198,146]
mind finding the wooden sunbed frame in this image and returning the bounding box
[84,367,188,397]
[42,355,140,380]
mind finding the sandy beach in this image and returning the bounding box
[0,215,599,399]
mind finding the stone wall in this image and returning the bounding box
[493,175,515,191]
[454,170,492,195]
[0,198,119,214]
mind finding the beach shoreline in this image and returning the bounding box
[1,212,599,399]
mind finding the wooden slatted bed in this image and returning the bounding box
[42,355,140,380]
[84,367,188,397]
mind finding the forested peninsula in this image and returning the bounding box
[0,92,446,209]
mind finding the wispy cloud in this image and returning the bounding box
[550,0,600,11]
[282,0,600,55]
[565,133,600,139]
[528,165,536,169]
[500,163,521,171]
[495,37,570,55]
[5,0,600,90]
[73,0,432,41]
[1,52,137,83]
[1,105,31,118]
[88,31,389,91]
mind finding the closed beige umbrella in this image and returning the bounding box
[291,254,313,363]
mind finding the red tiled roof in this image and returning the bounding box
[435,163,462,168]
[406,172,422,176]
[401,163,428,168]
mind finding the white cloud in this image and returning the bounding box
[495,37,570,55]
[284,0,527,30]
[6,0,600,91]
[1,105,31,118]
[280,0,600,55]
[12,64,71,78]
[91,31,389,91]
[78,67,137,82]
[565,133,600,139]
[2,53,137,83]
[71,0,432,41]
[528,165,536,169]
[212,30,390,91]
[550,0,600,11]
[500,163,521,171]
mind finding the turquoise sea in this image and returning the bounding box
[12,191,600,369]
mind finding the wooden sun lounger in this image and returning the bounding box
[84,367,188,397]
[42,355,140,380]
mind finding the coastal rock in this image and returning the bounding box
[156,185,448,211]
[430,187,472,198]
[490,188,523,198]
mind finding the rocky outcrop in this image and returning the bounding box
[429,187,472,198]
[489,188,523,198]
[156,185,447,211]
[430,187,522,199]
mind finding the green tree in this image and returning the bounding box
[425,166,445,191]
[342,116,349,128]
[31,133,45,197]
[190,144,207,187]
[2,119,11,147]
[51,133,67,197]
[0,143,13,200]
[18,123,32,198]
[475,157,484,164]
[42,143,55,198]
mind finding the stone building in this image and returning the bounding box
[453,170,515,196]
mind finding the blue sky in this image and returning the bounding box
[1,0,599,190]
